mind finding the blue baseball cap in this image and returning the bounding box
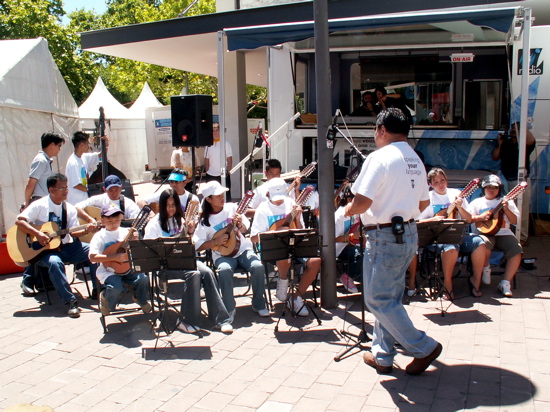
[104,175,122,190]
[168,170,188,182]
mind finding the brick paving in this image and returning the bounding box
[1,183,549,411]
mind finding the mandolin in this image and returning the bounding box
[7,221,102,266]
[287,162,317,194]
[435,178,481,219]
[270,185,315,231]
[475,182,528,236]
[177,200,200,238]
[102,206,151,274]
[211,191,255,257]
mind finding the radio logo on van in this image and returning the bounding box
[518,48,543,75]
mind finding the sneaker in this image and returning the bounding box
[99,290,110,316]
[482,266,491,285]
[67,299,80,318]
[20,282,34,296]
[218,323,233,334]
[498,280,513,297]
[340,273,359,293]
[176,320,201,334]
[407,288,415,297]
[252,307,271,317]
[287,296,309,317]
[276,278,289,301]
[228,308,236,323]
[158,273,168,294]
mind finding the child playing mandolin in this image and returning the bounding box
[250,178,321,316]
[89,204,151,316]
[468,174,523,297]
[194,181,270,320]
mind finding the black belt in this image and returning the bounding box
[363,218,414,232]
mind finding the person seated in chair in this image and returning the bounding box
[138,169,199,214]
[334,186,362,293]
[15,173,98,318]
[193,181,270,320]
[89,204,151,317]
[143,189,233,333]
[468,174,522,297]
[407,168,486,298]
[250,178,321,316]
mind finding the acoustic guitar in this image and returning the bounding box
[475,181,528,236]
[435,178,481,219]
[211,191,255,257]
[269,185,315,231]
[102,206,151,274]
[286,161,317,194]
[7,221,101,266]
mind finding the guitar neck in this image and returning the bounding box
[50,224,89,238]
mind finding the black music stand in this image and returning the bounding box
[128,237,197,344]
[407,220,468,316]
[259,228,322,331]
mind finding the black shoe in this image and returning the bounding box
[67,299,81,318]
[90,288,98,300]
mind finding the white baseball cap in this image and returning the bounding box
[198,180,229,198]
[267,178,288,202]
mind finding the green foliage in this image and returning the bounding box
[0,0,267,113]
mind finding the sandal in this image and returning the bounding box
[443,290,454,301]
[469,279,482,298]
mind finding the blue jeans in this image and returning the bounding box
[37,239,98,305]
[363,224,438,367]
[161,269,201,326]
[103,272,149,311]
[337,245,362,281]
[197,261,231,326]
[216,249,266,312]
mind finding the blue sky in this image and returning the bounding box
[63,0,107,15]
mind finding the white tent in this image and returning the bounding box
[79,78,149,183]
[127,82,163,118]
[0,37,79,236]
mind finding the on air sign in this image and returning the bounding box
[451,53,475,63]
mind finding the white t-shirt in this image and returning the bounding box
[351,141,429,225]
[143,214,183,239]
[141,189,199,212]
[66,152,100,205]
[418,188,470,220]
[18,196,79,244]
[89,227,130,284]
[250,197,303,238]
[335,206,360,256]
[76,193,141,220]
[193,202,251,263]
[249,181,295,209]
[467,196,519,237]
[205,140,232,176]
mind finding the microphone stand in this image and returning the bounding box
[331,110,367,162]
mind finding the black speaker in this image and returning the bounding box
[171,95,213,147]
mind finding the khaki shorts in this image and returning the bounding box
[482,234,522,259]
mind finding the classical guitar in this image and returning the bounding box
[211,191,255,257]
[475,181,528,236]
[286,161,317,194]
[102,206,151,274]
[7,221,101,266]
[435,178,481,219]
[269,185,315,231]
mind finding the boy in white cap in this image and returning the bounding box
[468,174,523,297]
[250,178,321,316]
[193,181,269,321]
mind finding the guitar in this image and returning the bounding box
[333,164,361,209]
[177,200,200,238]
[475,182,528,236]
[270,185,315,231]
[7,221,101,266]
[211,191,255,257]
[102,206,151,274]
[286,161,317,194]
[435,178,481,219]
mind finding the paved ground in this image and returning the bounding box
[1,183,549,411]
